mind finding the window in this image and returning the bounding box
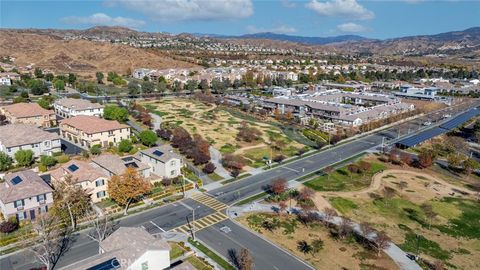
[95,179,105,187]
[37,194,46,202]
[171,170,175,176]
[14,199,24,208]
[96,191,106,198]
[170,160,176,166]
[16,212,27,221]
[39,205,48,213]
[141,261,149,270]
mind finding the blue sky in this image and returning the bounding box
[1,0,479,39]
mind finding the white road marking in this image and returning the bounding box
[149,221,165,232]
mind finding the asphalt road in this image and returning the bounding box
[1,100,478,270]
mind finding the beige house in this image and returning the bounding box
[59,115,130,148]
[0,124,61,158]
[54,98,104,118]
[139,146,183,179]
[62,227,171,270]
[0,170,53,221]
[0,103,57,128]
[91,154,151,178]
[50,160,109,203]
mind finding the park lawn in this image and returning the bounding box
[169,242,186,260]
[238,213,399,270]
[304,162,386,192]
[208,172,224,181]
[242,145,300,168]
[328,197,358,214]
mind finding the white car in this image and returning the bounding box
[423,121,432,126]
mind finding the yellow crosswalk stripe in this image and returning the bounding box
[190,193,229,211]
[204,215,218,223]
[196,219,210,228]
[169,212,229,233]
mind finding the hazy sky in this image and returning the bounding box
[1,0,479,39]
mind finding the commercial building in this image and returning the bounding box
[0,124,61,158]
[394,85,438,100]
[59,115,130,148]
[53,98,104,118]
[0,103,57,128]
[0,170,53,221]
[50,160,109,203]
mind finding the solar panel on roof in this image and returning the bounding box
[67,164,79,172]
[152,150,163,157]
[87,258,120,270]
[10,176,23,185]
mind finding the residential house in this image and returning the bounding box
[59,116,130,148]
[0,124,61,158]
[138,145,183,179]
[50,160,109,203]
[0,170,53,221]
[61,227,171,270]
[54,98,105,118]
[0,76,11,86]
[91,154,151,179]
[0,103,57,128]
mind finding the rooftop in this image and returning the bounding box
[0,124,59,147]
[60,115,129,134]
[50,160,108,184]
[55,98,104,111]
[140,145,181,163]
[1,103,54,118]
[92,154,150,175]
[0,170,53,203]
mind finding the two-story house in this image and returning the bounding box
[0,103,57,128]
[91,154,151,178]
[53,98,105,118]
[0,170,53,221]
[0,124,61,158]
[138,145,183,179]
[59,115,130,148]
[50,160,109,203]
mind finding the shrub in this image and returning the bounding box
[0,221,18,234]
[0,152,13,171]
[273,155,286,163]
[90,145,102,155]
[202,162,216,174]
[40,155,57,167]
[14,149,34,167]
[139,130,158,147]
[118,139,133,153]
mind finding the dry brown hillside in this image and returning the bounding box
[0,31,196,76]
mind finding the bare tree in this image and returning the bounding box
[359,222,374,244]
[373,231,391,256]
[278,201,287,216]
[84,209,117,253]
[270,178,287,195]
[338,218,354,239]
[322,207,337,226]
[29,214,71,270]
[421,203,437,229]
[238,248,254,270]
[382,187,396,205]
[398,181,408,191]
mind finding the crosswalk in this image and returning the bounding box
[170,212,228,234]
[190,193,228,211]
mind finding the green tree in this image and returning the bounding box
[0,152,13,171]
[30,80,49,95]
[37,98,51,109]
[141,81,155,93]
[68,73,76,84]
[20,91,29,98]
[90,145,102,155]
[127,81,139,95]
[118,139,133,153]
[45,73,54,82]
[34,68,44,78]
[157,81,167,92]
[103,105,128,122]
[96,72,104,84]
[112,77,125,86]
[14,149,34,167]
[40,155,57,168]
[297,240,313,255]
[8,84,17,92]
[54,79,65,91]
[199,79,209,90]
[138,130,158,147]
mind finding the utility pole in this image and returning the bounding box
[180,202,196,240]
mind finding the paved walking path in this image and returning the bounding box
[229,203,422,270]
[209,146,231,179]
[150,113,162,131]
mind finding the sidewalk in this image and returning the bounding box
[208,146,231,179]
[229,203,422,270]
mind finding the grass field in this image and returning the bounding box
[304,162,386,192]
[238,213,399,270]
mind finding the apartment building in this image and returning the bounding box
[0,103,57,128]
[59,115,130,148]
[0,170,53,221]
[50,160,109,203]
[54,98,104,118]
[0,124,61,158]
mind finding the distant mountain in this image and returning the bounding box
[193,32,370,45]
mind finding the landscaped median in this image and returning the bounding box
[188,237,235,270]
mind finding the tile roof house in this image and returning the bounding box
[0,170,53,221]
[61,227,171,270]
[0,103,57,128]
[59,115,130,148]
[91,154,151,178]
[0,124,61,158]
[50,160,109,202]
[54,98,105,118]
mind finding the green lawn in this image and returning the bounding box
[304,162,386,192]
[243,145,299,168]
[208,172,224,181]
[399,231,451,261]
[329,197,358,214]
[219,143,237,154]
[187,256,214,270]
[169,242,186,260]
